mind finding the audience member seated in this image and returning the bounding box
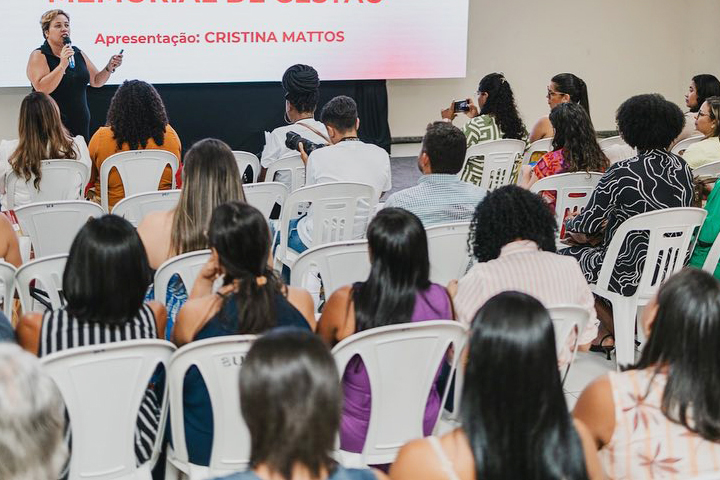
[682,95,720,169]
[0,92,90,210]
[173,201,314,467]
[574,268,720,480]
[292,95,391,253]
[16,214,166,464]
[675,74,720,144]
[384,121,486,227]
[690,173,720,277]
[88,79,181,209]
[560,94,694,349]
[441,73,527,181]
[138,138,245,337]
[529,73,590,143]
[519,102,609,209]
[208,329,386,480]
[318,208,453,455]
[0,343,67,480]
[260,64,328,185]
[390,292,602,480]
[453,185,598,357]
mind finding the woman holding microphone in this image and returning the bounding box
[26,9,123,140]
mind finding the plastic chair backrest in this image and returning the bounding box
[275,182,377,267]
[99,150,179,212]
[154,250,211,306]
[332,321,467,465]
[548,304,591,384]
[111,190,180,227]
[15,201,104,258]
[596,208,707,304]
[264,153,305,192]
[672,134,704,156]
[597,135,629,150]
[0,260,17,319]
[232,151,260,183]
[425,222,472,285]
[167,335,256,476]
[15,254,67,313]
[459,139,526,190]
[290,240,370,297]
[702,230,720,274]
[243,182,289,219]
[522,137,553,166]
[692,160,720,181]
[530,172,604,236]
[40,340,175,480]
[5,160,90,210]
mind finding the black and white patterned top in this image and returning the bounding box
[560,149,694,295]
[38,304,160,464]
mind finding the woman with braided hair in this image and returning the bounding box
[260,64,328,184]
[173,201,315,467]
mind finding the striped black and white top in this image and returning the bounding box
[38,304,160,465]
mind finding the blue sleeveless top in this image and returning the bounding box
[182,290,311,466]
[210,465,377,480]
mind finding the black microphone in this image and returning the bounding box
[62,35,75,69]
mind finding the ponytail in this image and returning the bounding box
[219,266,282,334]
[551,73,590,116]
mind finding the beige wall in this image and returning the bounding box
[1,0,718,140]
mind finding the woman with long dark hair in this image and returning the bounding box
[675,74,720,144]
[519,102,609,206]
[207,329,384,480]
[318,208,453,454]
[88,79,181,209]
[173,201,314,467]
[575,268,720,479]
[390,291,602,480]
[529,73,590,143]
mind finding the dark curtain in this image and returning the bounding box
[87,80,391,158]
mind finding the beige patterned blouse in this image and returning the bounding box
[601,368,720,479]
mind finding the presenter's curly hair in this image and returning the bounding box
[616,94,684,150]
[469,185,557,263]
[106,80,168,151]
[478,73,527,140]
[549,103,609,173]
[282,64,320,114]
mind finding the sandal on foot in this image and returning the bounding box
[589,333,615,361]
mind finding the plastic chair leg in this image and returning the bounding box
[610,297,638,369]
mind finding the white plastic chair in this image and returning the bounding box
[591,207,707,367]
[548,305,591,385]
[41,340,175,480]
[459,139,526,190]
[597,135,629,150]
[332,320,467,467]
[530,172,604,242]
[243,182,289,219]
[693,160,720,182]
[15,254,67,313]
[0,260,17,319]
[232,151,260,183]
[702,232,720,274]
[426,222,472,285]
[274,182,377,271]
[154,250,211,306]
[672,134,705,156]
[112,190,180,227]
[15,200,104,258]
[100,150,179,212]
[5,159,90,210]
[264,153,305,192]
[522,137,553,166]
[290,240,370,298]
[165,335,256,480]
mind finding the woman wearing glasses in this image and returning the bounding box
[529,73,590,143]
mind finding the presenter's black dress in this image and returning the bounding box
[36,41,91,140]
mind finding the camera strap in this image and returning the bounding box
[296,121,331,145]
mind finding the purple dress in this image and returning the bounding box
[340,283,453,453]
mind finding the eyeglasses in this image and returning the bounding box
[697,111,712,118]
[546,90,566,99]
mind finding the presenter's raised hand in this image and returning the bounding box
[59,44,74,70]
[106,53,123,73]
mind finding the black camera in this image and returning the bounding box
[285,132,326,155]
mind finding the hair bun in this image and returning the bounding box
[282,64,320,96]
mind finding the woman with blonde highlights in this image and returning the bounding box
[137,138,246,337]
[0,91,90,210]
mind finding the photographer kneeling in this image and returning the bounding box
[286,95,391,254]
